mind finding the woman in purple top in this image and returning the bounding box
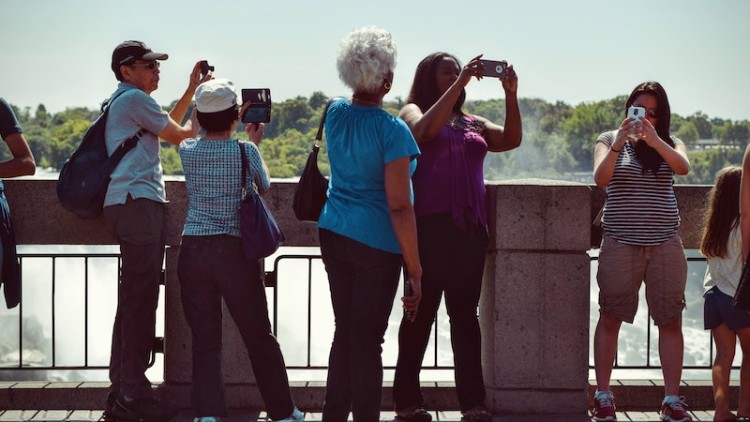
[393,53,522,422]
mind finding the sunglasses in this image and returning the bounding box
[633,105,658,118]
[130,61,160,70]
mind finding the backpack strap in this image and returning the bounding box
[104,88,146,154]
[101,89,130,112]
[107,128,145,162]
[118,128,146,150]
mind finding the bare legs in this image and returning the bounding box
[594,312,685,399]
[594,312,622,392]
[659,317,684,397]
[711,325,750,421]
[712,323,737,421]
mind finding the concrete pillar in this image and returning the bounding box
[482,180,591,417]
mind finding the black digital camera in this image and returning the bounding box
[199,60,214,76]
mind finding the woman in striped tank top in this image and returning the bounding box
[590,82,693,422]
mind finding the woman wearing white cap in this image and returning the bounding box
[176,78,303,422]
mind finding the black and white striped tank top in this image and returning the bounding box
[597,130,681,246]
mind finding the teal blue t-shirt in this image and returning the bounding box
[318,99,419,254]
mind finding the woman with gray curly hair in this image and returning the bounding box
[317,26,423,422]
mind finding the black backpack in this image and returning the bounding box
[57,91,145,219]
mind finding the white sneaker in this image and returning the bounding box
[274,407,304,422]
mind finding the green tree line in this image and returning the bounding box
[7,94,750,185]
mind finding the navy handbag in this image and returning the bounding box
[239,142,284,260]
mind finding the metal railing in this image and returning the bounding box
[0,249,720,376]
[0,249,453,374]
[266,254,451,371]
[0,251,166,372]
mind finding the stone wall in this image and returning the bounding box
[2,179,712,416]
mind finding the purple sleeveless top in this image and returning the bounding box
[412,115,488,231]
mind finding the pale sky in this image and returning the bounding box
[1,0,748,121]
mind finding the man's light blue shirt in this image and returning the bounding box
[104,83,170,206]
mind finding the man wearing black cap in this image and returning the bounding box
[103,40,210,421]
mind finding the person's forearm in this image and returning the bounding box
[503,91,522,147]
[593,144,617,187]
[0,156,36,178]
[169,88,196,124]
[409,83,464,143]
[389,206,421,276]
[653,141,690,175]
[0,134,36,177]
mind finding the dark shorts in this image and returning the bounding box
[704,285,750,331]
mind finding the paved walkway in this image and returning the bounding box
[0,409,722,421]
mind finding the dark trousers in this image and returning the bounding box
[0,182,21,309]
[177,235,294,419]
[319,229,402,422]
[393,213,488,412]
[104,197,166,400]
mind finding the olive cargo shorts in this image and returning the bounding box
[596,233,687,326]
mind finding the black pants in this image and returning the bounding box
[177,235,294,419]
[319,229,402,422]
[393,213,488,412]
[104,197,165,400]
[0,181,20,309]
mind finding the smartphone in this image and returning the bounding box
[241,88,272,124]
[199,60,214,76]
[627,106,646,120]
[479,59,508,78]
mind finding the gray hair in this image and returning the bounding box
[336,26,397,93]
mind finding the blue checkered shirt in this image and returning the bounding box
[179,139,269,237]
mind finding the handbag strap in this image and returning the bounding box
[239,141,250,199]
[314,97,345,144]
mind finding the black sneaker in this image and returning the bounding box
[395,407,432,422]
[461,407,492,422]
[102,391,117,421]
[109,395,179,422]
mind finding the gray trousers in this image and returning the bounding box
[104,197,166,400]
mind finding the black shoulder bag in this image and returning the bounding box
[292,97,342,222]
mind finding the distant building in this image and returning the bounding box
[695,138,719,149]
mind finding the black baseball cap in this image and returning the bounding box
[111,40,168,74]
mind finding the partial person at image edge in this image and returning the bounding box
[700,165,750,421]
[0,97,36,309]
